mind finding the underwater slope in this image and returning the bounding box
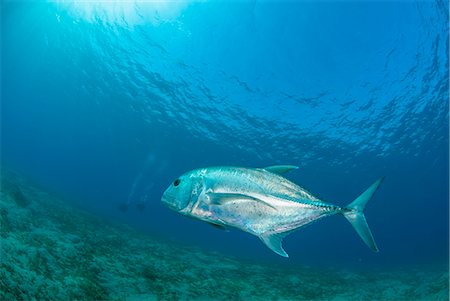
[0,169,448,301]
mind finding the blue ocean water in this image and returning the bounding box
[2,0,448,275]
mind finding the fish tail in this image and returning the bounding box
[341,177,384,252]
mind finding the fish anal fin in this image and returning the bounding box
[259,232,289,258]
[263,165,299,175]
[207,192,276,210]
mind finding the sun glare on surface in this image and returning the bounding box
[57,0,192,25]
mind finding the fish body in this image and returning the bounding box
[162,165,383,257]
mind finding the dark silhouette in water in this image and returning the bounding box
[119,195,148,212]
[2,168,447,301]
[136,195,149,212]
[136,202,146,211]
[124,154,156,212]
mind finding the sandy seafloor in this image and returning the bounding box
[1,169,448,301]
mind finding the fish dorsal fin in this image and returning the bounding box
[259,232,289,258]
[263,165,299,175]
[206,192,276,210]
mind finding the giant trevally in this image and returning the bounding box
[161,165,383,257]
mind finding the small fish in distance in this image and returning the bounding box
[161,165,383,257]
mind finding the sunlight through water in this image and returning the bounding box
[57,0,193,25]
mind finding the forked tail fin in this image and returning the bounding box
[342,177,384,252]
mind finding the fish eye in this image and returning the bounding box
[173,179,181,187]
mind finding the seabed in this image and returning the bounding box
[0,169,448,301]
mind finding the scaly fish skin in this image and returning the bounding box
[162,165,383,257]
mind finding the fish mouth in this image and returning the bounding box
[161,191,175,209]
[162,191,193,214]
[161,190,182,211]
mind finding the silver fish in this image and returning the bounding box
[161,165,383,257]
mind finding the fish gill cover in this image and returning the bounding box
[1,0,449,300]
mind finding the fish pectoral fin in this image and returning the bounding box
[263,165,299,175]
[207,192,277,210]
[207,222,228,231]
[259,232,289,258]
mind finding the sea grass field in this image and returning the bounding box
[1,1,449,300]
